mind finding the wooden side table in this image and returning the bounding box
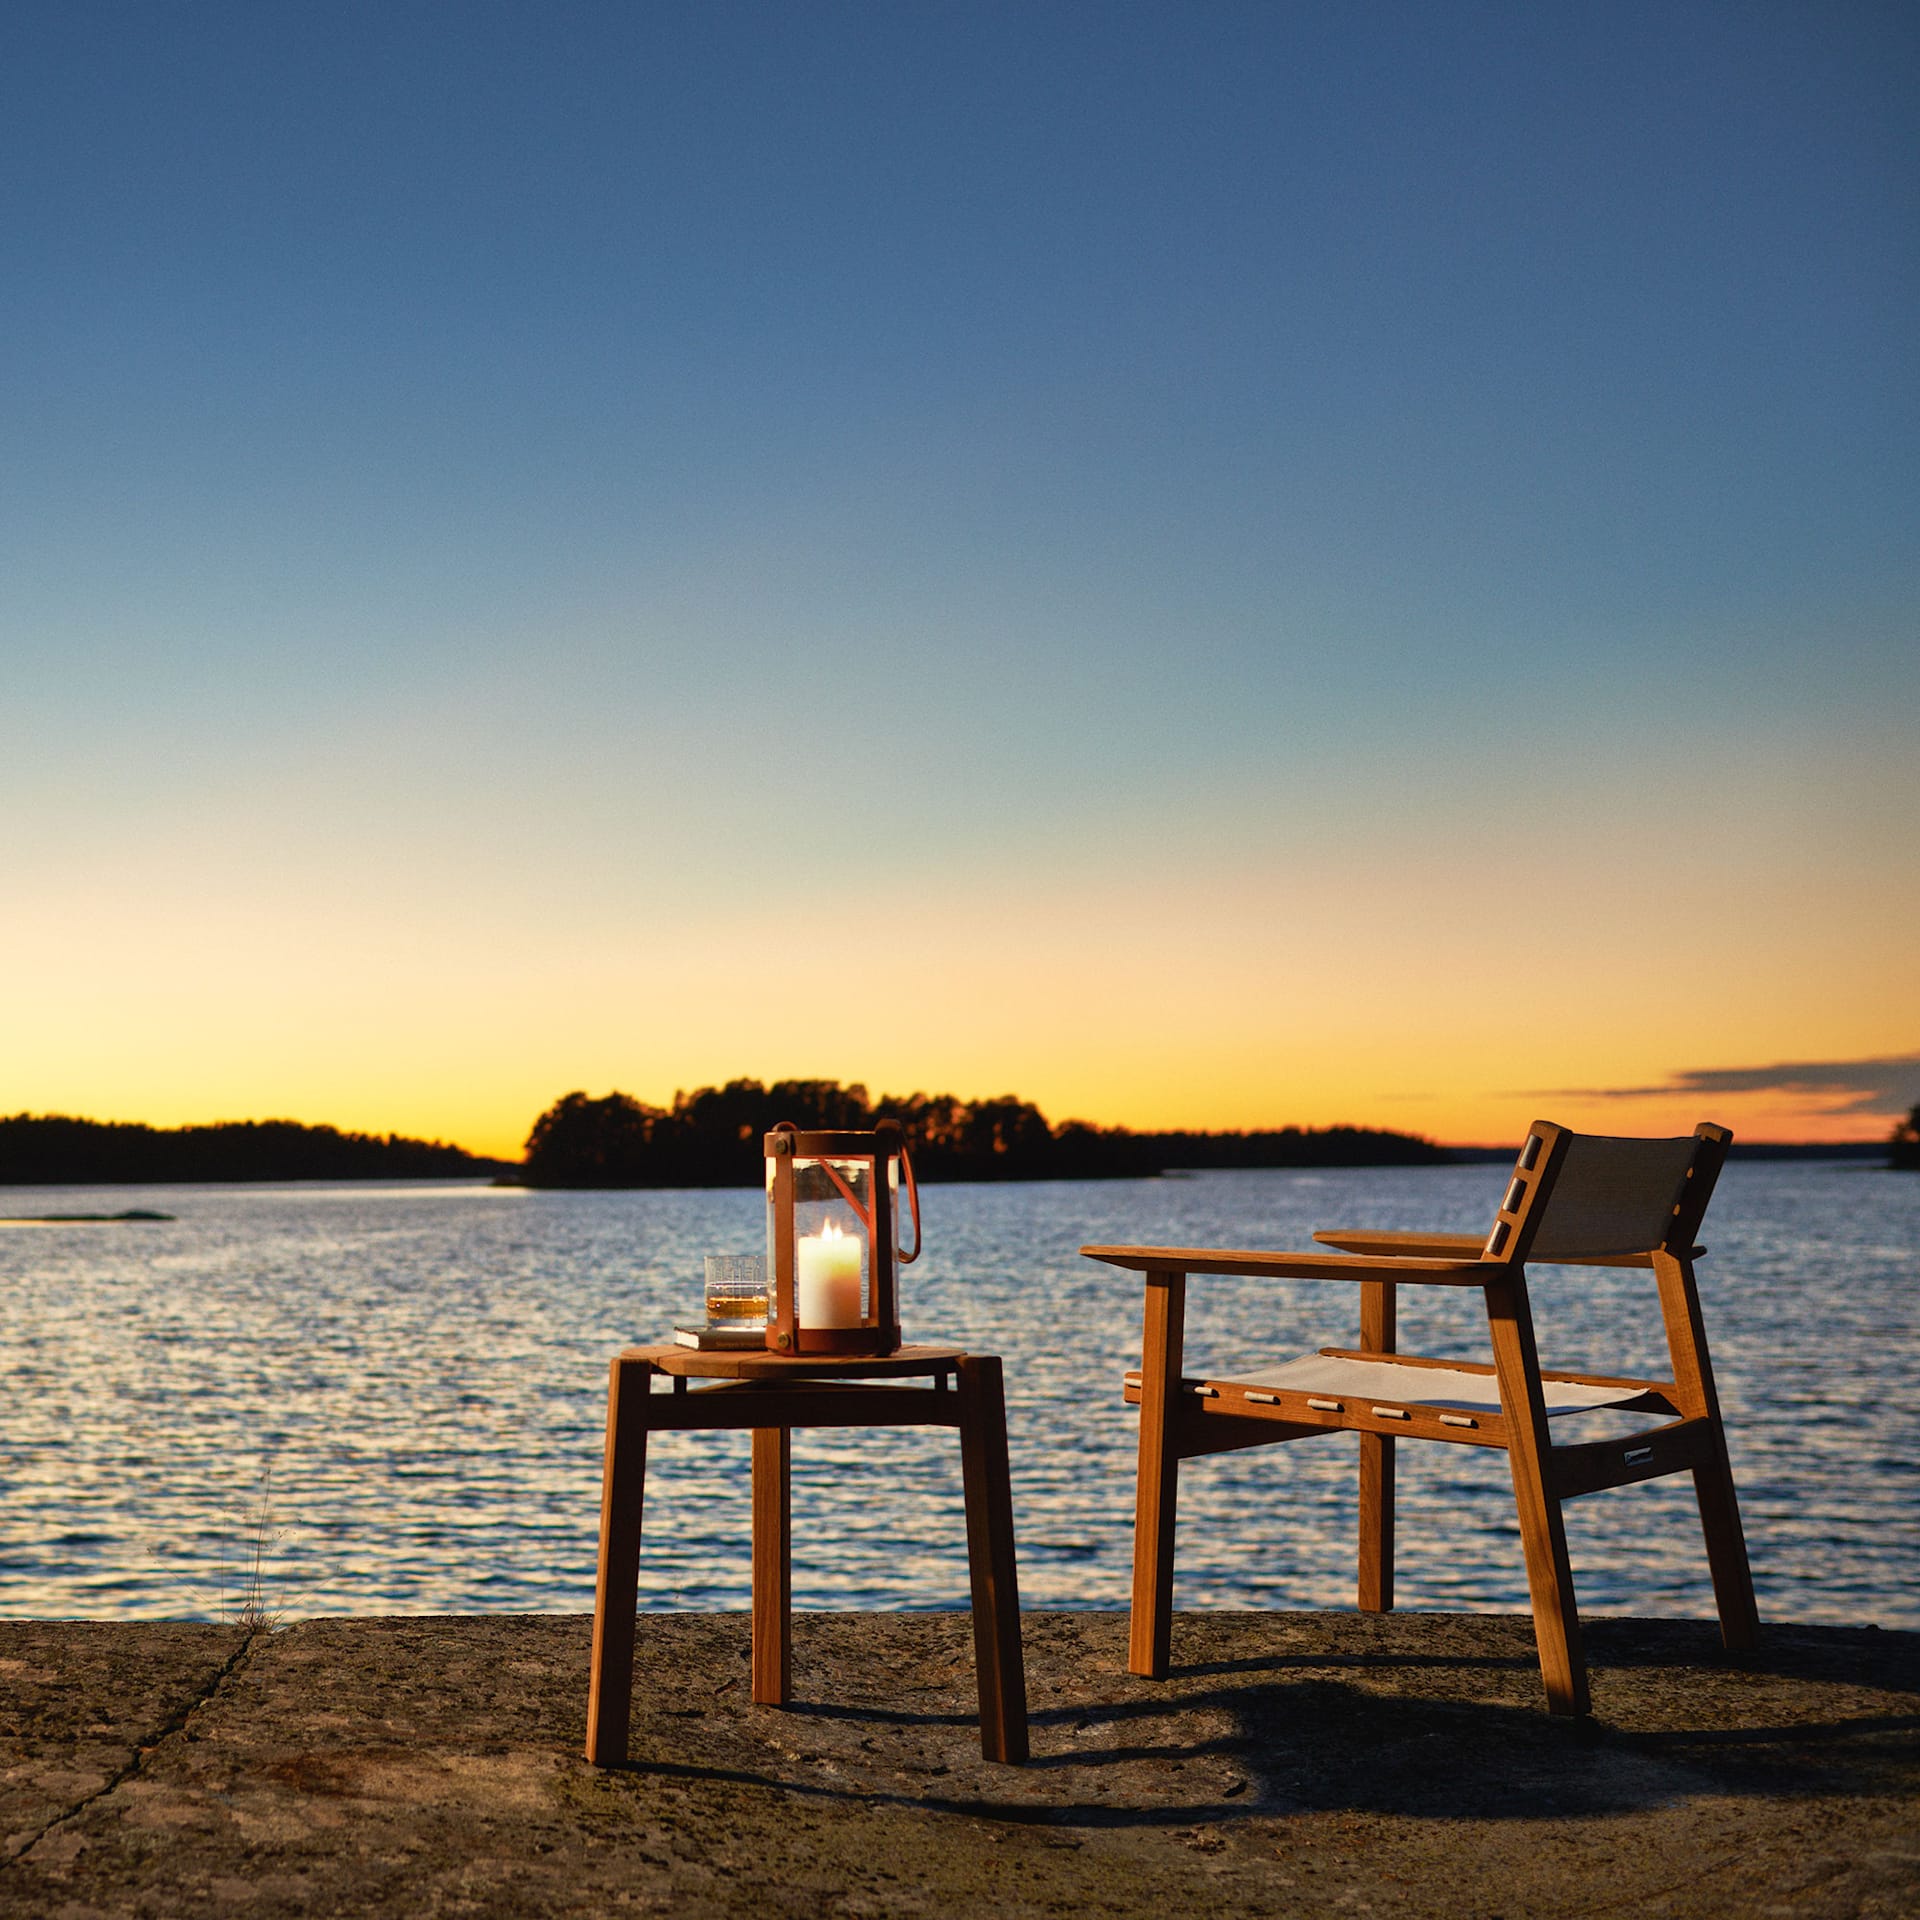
[584,1344,1029,1766]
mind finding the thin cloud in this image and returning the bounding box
[1535,1053,1920,1118]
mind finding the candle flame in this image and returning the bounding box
[819,1219,846,1240]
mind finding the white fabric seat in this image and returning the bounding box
[1217,1353,1647,1418]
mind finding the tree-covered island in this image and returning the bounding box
[520,1079,1451,1188]
[0,1114,500,1184]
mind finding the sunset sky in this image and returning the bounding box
[5,4,1915,1159]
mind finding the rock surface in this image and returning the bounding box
[3,1610,1916,1916]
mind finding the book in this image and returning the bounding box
[672,1323,769,1350]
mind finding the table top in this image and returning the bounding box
[623,1342,972,1381]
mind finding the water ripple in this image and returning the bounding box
[1,1163,1913,1627]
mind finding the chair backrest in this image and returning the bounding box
[1482,1121,1731,1263]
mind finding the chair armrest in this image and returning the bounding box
[1313,1229,1487,1257]
[1079,1244,1490,1285]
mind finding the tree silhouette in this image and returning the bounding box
[518,1079,1449,1188]
[522,1091,666,1187]
[1892,1104,1920,1172]
[0,1114,492,1184]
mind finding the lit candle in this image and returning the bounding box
[796,1221,864,1327]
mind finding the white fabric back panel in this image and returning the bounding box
[1529,1133,1697,1260]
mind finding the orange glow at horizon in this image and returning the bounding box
[3,821,1910,1162]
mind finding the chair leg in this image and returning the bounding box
[1651,1250,1760,1652]
[1693,1439,1760,1650]
[956,1355,1029,1764]
[1358,1278,1396,1611]
[585,1354,653,1765]
[1129,1270,1187,1679]
[1358,1434,1394,1612]
[1505,1445,1587,1714]
[751,1426,792,1705]
[1485,1276,1589,1715]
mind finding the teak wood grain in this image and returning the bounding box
[1128,1269,1186,1680]
[751,1426,791,1705]
[1082,1245,1490,1283]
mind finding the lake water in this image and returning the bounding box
[2,1162,1914,1629]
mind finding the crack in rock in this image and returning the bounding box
[3,1625,262,1870]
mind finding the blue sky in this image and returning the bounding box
[3,3,1915,1151]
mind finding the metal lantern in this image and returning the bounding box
[764,1121,920,1356]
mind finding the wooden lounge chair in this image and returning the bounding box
[1083,1120,1759,1713]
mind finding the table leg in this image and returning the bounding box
[585,1355,653,1765]
[751,1425,791,1706]
[956,1355,1029,1764]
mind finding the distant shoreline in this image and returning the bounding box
[1,1105,1893,1187]
[0,1113,509,1187]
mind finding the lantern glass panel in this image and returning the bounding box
[768,1153,875,1329]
